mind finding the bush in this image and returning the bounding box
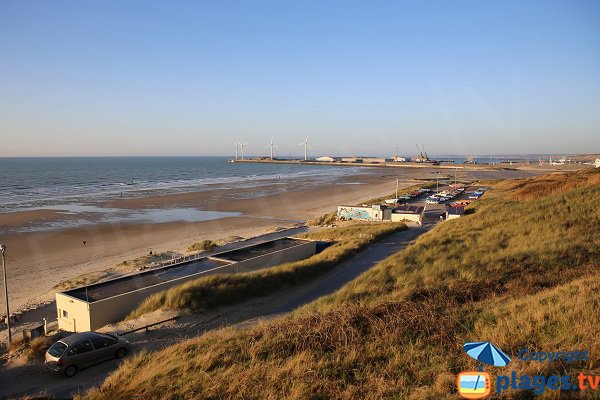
[187,240,217,253]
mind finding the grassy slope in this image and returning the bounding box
[81,169,600,400]
[127,223,406,318]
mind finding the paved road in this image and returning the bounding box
[268,224,433,314]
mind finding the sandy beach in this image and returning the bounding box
[0,169,394,312]
[0,166,544,313]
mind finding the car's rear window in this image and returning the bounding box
[47,341,68,358]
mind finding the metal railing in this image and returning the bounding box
[118,315,180,336]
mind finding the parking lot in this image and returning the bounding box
[395,183,487,224]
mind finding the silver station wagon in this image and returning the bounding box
[45,331,130,377]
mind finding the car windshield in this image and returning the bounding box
[47,342,68,358]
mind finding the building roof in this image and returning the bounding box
[447,207,465,215]
[393,205,424,215]
[62,237,309,303]
[64,257,231,303]
[212,237,305,262]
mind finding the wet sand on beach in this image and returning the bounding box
[1,170,408,311]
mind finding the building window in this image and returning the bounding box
[62,310,69,319]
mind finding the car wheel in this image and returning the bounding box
[115,347,127,358]
[64,365,78,378]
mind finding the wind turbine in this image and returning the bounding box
[233,141,239,160]
[266,137,278,160]
[298,135,311,161]
[239,142,248,160]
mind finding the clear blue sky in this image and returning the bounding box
[1,1,599,157]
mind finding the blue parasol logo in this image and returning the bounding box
[464,341,511,367]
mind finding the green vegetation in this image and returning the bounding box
[81,169,600,400]
[187,239,217,253]
[8,332,68,362]
[127,223,406,319]
[307,210,337,226]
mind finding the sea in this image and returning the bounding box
[0,156,358,213]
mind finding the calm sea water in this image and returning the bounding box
[0,156,356,213]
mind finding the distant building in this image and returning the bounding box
[595,159,600,168]
[341,157,361,163]
[362,157,392,164]
[391,205,424,225]
[392,156,407,162]
[446,207,465,220]
[315,156,339,162]
[56,238,317,332]
[337,205,391,221]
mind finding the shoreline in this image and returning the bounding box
[0,166,547,313]
[1,169,407,313]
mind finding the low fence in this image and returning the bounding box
[118,316,180,336]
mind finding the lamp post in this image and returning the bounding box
[0,244,10,344]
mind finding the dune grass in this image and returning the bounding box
[126,222,406,319]
[80,168,600,400]
[311,171,600,309]
[186,239,217,253]
[307,211,337,226]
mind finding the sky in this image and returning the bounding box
[0,0,599,157]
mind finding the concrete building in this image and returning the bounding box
[362,157,393,164]
[337,205,392,221]
[391,205,424,225]
[56,238,317,332]
[446,207,465,220]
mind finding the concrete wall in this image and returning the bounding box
[88,262,236,331]
[338,206,373,221]
[337,206,394,222]
[57,262,235,332]
[56,238,318,332]
[57,293,91,332]
[213,239,317,273]
[391,213,422,224]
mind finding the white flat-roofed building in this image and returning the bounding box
[391,205,424,225]
[56,237,317,332]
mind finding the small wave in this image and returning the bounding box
[0,162,357,212]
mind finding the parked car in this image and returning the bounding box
[45,331,130,377]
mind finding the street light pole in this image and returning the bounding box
[0,244,10,344]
